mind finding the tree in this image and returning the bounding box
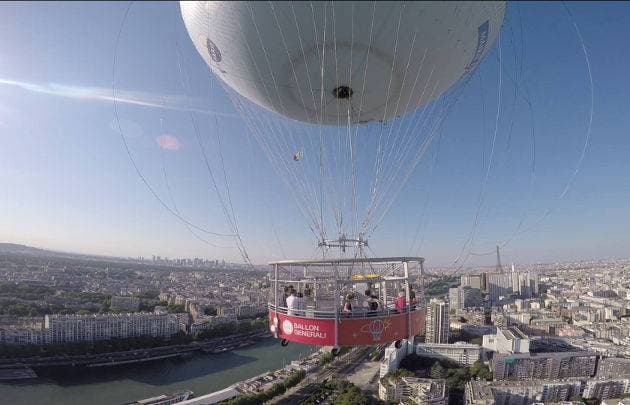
[319,352,334,366]
[332,381,369,405]
[446,367,470,391]
[283,370,306,388]
[204,307,217,316]
[430,362,447,379]
[225,370,304,405]
[445,367,471,405]
[138,301,155,312]
[387,368,415,379]
[470,360,492,381]
[334,390,368,405]
[166,303,185,313]
[134,290,160,299]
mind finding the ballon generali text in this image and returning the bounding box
[291,322,327,339]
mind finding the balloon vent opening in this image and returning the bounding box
[332,86,353,100]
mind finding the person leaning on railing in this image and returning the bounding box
[367,294,379,317]
[394,290,407,313]
[295,292,306,316]
[410,289,418,311]
[286,289,298,315]
[342,293,354,317]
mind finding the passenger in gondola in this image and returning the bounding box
[343,293,354,317]
[282,285,294,308]
[362,289,372,311]
[286,289,298,315]
[353,288,364,310]
[367,294,379,317]
[296,292,306,316]
[409,289,418,311]
[303,284,312,298]
[394,290,407,313]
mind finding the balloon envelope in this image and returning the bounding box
[181,1,506,125]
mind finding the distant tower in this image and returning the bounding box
[495,245,504,273]
[426,298,450,343]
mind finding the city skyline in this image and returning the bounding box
[1,225,630,404]
[3,241,627,270]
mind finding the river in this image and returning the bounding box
[0,338,315,405]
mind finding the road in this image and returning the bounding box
[268,346,376,404]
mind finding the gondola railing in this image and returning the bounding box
[268,303,423,320]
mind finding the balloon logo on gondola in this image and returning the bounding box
[361,319,391,342]
[282,319,294,335]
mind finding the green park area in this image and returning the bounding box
[298,380,370,405]
[425,276,460,299]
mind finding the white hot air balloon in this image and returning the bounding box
[179,1,506,247]
[181,1,505,125]
[179,5,510,346]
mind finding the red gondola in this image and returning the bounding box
[268,256,426,354]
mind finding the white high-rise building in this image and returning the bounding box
[510,270,539,298]
[426,299,450,344]
[461,274,485,290]
[416,342,481,367]
[487,273,513,303]
[482,326,530,354]
[450,286,484,311]
[380,340,410,378]
[449,288,462,311]
[380,377,448,404]
[44,313,180,344]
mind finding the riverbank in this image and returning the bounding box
[0,367,37,381]
[0,331,270,371]
[0,338,315,405]
[180,346,326,405]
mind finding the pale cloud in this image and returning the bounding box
[0,77,241,119]
[156,134,181,151]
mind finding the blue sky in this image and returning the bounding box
[0,2,628,267]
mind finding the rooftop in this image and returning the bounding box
[500,326,528,340]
